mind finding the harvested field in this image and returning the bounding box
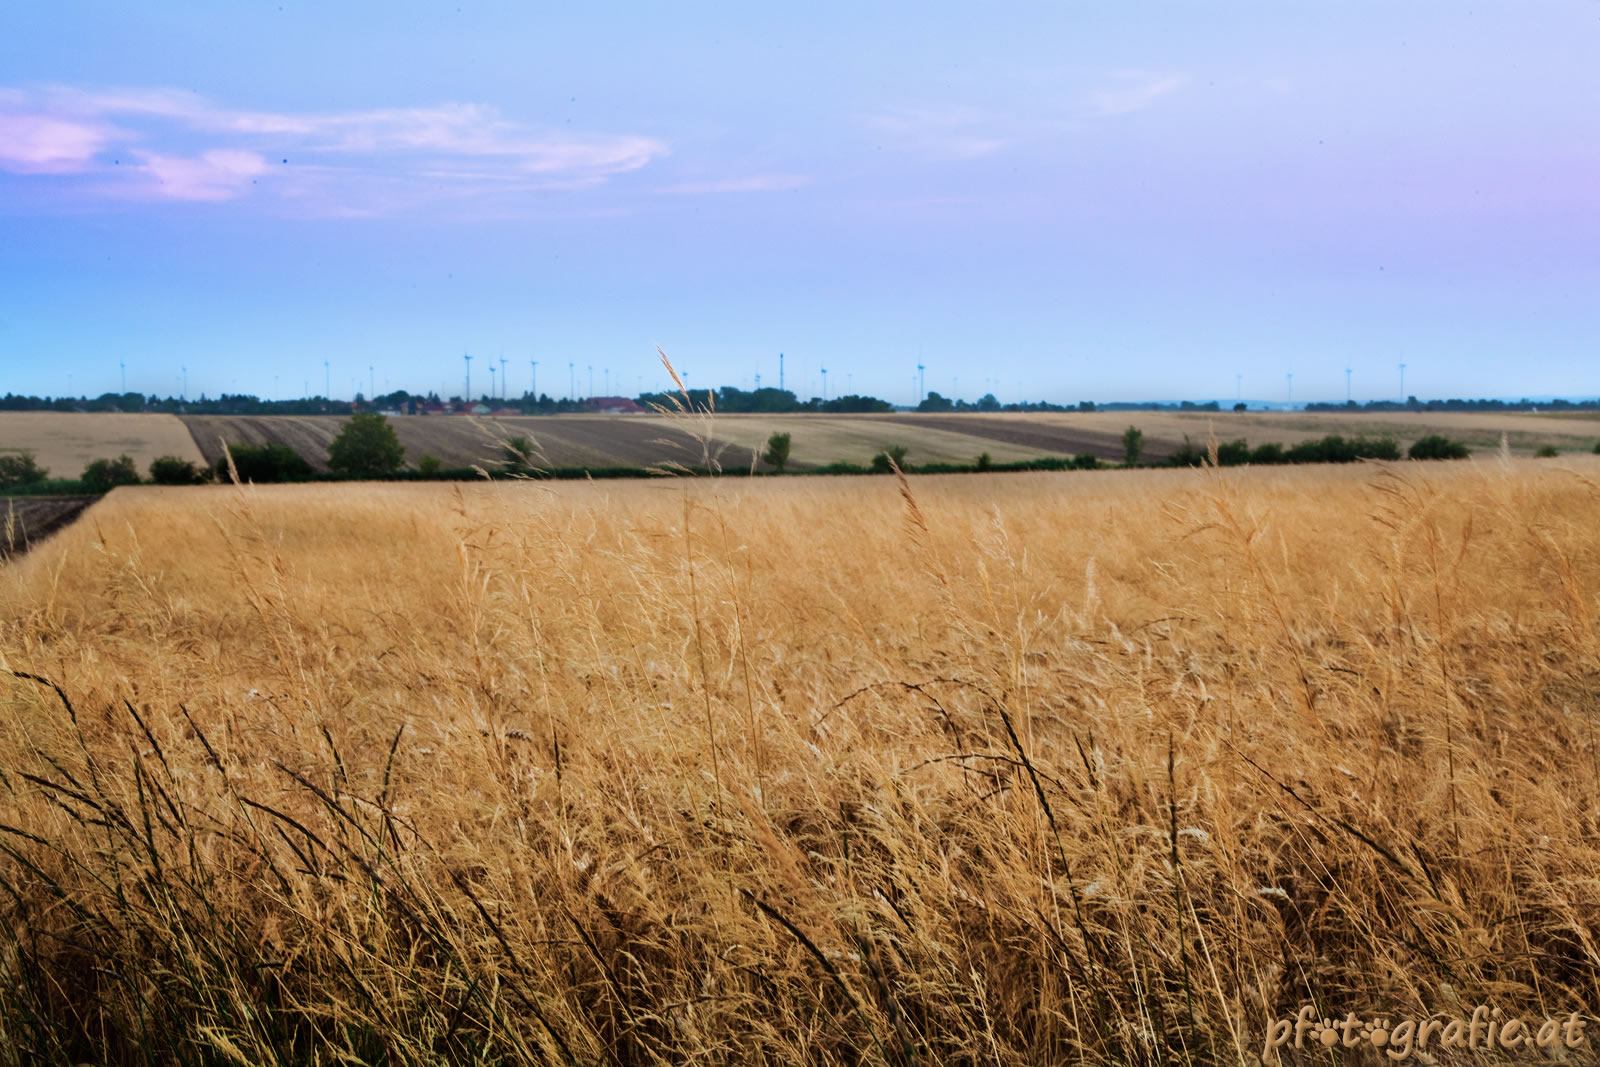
[0,412,204,477]
[182,413,756,471]
[0,495,97,559]
[703,413,1060,468]
[881,413,1173,461]
[3,457,1600,1063]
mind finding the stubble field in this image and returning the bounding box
[0,413,205,478]
[2,456,1599,1064]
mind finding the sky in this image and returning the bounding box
[2,2,1598,406]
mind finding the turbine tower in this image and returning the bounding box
[779,352,784,393]
[917,363,925,402]
[464,354,472,403]
[530,360,538,400]
[821,367,828,402]
[1399,362,1407,402]
[1345,367,1352,403]
[1286,372,1293,406]
[499,357,507,400]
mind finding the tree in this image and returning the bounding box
[1122,425,1145,466]
[148,455,208,485]
[417,454,442,475]
[82,455,141,493]
[1232,402,1248,412]
[0,450,48,488]
[327,412,405,476]
[219,442,313,483]
[762,431,792,472]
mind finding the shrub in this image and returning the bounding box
[1594,441,1600,454]
[762,432,792,472]
[976,451,992,471]
[1249,442,1286,464]
[81,455,141,493]
[219,442,314,483]
[1215,439,1252,466]
[148,455,209,485]
[870,445,909,473]
[1535,445,1560,458]
[418,454,442,476]
[1071,453,1100,470]
[1409,434,1471,460]
[1122,425,1144,466]
[1232,402,1247,412]
[500,437,536,474]
[0,450,48,488]
[328,413,406,477]
[1167,436,1206,467]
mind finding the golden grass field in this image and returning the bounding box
[0,413,205,479]
[3,455,1600,1064]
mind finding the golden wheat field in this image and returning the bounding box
[3,457,1600,1065]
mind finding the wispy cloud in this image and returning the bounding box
[0,86,668,211]
[860,105,1007,160]
[656,173,810,195]
[1090,72,1185,117]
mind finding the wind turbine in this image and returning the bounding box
[499,357,507,400]
[464,354,472,402]
[530,360,538,400]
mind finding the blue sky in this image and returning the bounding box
[2,2,1597,405]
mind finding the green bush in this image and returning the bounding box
[1215,439,1252,466]
[81,455,141,493]
[1534,445,1560,458]
[500,436,536,474]
[1071,453,1100,470]
[148,455,209,485]
[328,412,406,477]
[1408,434,1471,461]
[870,445,909,473]
[0,450,48,488]
[1249,442,1286,464]
[1167,436,1207,467]
[218,442,314,483]
[417,454,442,476]
[976,451,992,471]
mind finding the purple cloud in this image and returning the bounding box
[0,86,668,211]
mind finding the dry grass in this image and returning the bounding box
[0,413,205,477]
[2,455,1599,1064]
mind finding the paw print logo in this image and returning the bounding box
[1365,1019,1392,1047]
[1310,1019,1339,1047]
